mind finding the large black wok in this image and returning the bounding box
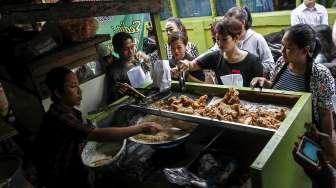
[128,114,198,149]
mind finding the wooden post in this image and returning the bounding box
[296,0,302,6]
[0,0,162,26]
[235,0,241,7]
[169,0,179,17]
[210,0,217,17]
[150,13,167,59]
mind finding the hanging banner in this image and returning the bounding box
[96,13,145,57]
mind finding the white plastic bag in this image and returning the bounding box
[127,65,147,88]
[151,60,171,91]
[220,74,243,86]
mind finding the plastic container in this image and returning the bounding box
[127,66,147,88]
[81,139,127,173]
[220,74,243,87]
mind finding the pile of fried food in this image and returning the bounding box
[132,115,197,143]
[151,88,288,129]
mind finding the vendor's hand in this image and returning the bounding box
[116,82,131,95]
[316,151,336,188]
[316,131,336,167]
[136,51,149,62]
[292,139,321,178]
[292,136,336,187]
[305,124,336,166]
[250,77,272,89]
[116,82,145,99]
[304,123,320,141]
[178,60,191,72]
[139,122,163,134]
[204,74,216,84]
[171,67,180,79]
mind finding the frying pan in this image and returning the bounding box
[128,114,198,149]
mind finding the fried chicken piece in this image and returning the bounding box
[197,107,216,118]
[171,104,183,111]
[167,96,179,105]
[274,109,287,121]
[238,115,252,125]
[197,95,208,105]
[222,88,240,105]
[251,113,281,129]
[221,114,234,121]
[191,95,207,109]
[176,106,194,114]
[179,95,194,107]
[216,103,238,119]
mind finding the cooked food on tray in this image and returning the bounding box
[153,94,208,114]
[151,88,289,129]
[131,115,197,144]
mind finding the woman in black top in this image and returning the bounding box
[168,31,204,83]
[177,18,263,87]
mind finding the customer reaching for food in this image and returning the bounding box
[250,24,335,137]
[168,31,204,83]
[174,18,263,87]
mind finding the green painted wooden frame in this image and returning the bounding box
[89,81,312,187]
[168,0,304,18]
[157,0,336,53]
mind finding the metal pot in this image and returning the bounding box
[81,139,127,172]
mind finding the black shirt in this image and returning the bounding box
[196,51,263,86]
[106,57,136,103]
[34,103,94,188]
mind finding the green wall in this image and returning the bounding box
[158,9,336,54]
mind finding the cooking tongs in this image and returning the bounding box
[179,70,186,92]
[116,82,146,102]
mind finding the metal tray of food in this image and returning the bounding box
[122,88,290,136]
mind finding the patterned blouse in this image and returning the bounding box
[270,57,335,124]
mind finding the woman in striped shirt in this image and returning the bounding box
[251,24,335,137]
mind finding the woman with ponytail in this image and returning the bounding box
[250,24,335,137]
[225,6,274,78]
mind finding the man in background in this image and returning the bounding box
[291,0,328,26]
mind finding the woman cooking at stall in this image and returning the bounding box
[175,18,263,87]
[250,24,335,137]
[34,67,162,188]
